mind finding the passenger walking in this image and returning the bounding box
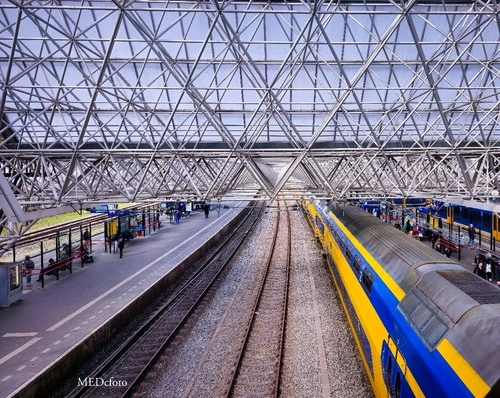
[22,255,35,287]
[468,224,476,246]
[118,235,125,258]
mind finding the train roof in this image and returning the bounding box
[324,201,500,391]
[326,202,457,288]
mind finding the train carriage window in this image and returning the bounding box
[339,238,345,252]
[345,246,352,262]
[327,219,335,231]
[483,212,491,231]
[315,216,324,234]
[438,206,447,218]
[361,268,374,294]
[353,256,362,276]
[386,355,392,385]
[395,372,401,398]
[474,211,481,224]
[462,206,468,221]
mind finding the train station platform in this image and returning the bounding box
[417,230,500,278]
[0,202,248,398]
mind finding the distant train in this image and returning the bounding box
[355,197,500,243]
[355,197,430,222]
[428,200,500,242]
[303,199,500,397]
[358,197,428,212]
[86,204,118,214]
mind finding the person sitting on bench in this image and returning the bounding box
[37,258,55,282]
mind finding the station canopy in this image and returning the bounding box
[1,0,500,234]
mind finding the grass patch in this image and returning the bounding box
[30,203,130,231]
[31,212,93,230]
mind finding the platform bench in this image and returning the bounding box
[41,256,73,280]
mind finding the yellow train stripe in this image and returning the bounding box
[437,339,489,397]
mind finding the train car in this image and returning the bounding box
[430,199,500,242]
[86,204,119,214]
[354,198,429,223]
[303,199,500,397]
[356,198,428,211]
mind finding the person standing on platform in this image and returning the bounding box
[474,262,486,279]
[118,235,125,258]
[403,220,411,234]
[83,228,90,251]
[204,203,210,218]
[22,255,35,287]
[431,231,439,249]
[468,223,476,246]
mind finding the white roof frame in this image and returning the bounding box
[0,0,499,241]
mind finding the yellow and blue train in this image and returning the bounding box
[428,200,500,242]
[304,199,500,397]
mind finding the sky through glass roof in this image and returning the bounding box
[0,0,499,240]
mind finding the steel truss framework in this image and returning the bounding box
[1,0,500,237]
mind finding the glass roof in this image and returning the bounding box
[0,0,499,237]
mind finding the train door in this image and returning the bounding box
[381,338,413,398]
[492,213,500,242]
[447,206,454,225]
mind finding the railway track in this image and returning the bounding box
[180,200,291,397]
[67,202,263,398]
[227,201,291,396]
